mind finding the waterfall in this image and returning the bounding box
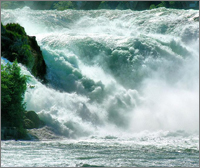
[1,7,199,138]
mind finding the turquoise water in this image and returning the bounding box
[1,7,199,167]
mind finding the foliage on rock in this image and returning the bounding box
[24,111,45,129]
[1,23,46,82]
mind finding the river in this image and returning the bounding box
[1,7,199,167]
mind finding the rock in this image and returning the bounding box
[1,23,46,82]
[194,17,199,22]
[24,119,35,129]
[27,126,63,140]
[24,111,45,129]
[28,35,46,81]
[1,110,46,140]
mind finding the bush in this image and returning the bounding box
[5,23,26,36]
[53,1,74,10]
[149,1,184,9]
[149,4,156,10]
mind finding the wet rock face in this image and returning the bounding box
[28,35,46,81]
[24,111,45,129]
[1,23,46,82]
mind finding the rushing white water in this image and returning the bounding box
[1,7,199,167]
[1,7,199,138]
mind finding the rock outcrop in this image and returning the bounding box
[27,126,63,140]
[1,111,46,140]
[1,23,46,82]
[24,111,45,129]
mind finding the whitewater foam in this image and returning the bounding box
[1,7,199,138]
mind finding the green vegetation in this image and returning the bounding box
[1,23,33,68]
[1,22,46,81]
[24,111,45,129]
[1,22,47,140]
[1,60,29,138]
[1,1,198,10]
[150,1,186,9]
[53,1,74,10]
[149,4,157,10]
[1,60,46,140]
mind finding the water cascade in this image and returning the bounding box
[1,7,199,139]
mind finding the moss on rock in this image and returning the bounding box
[1,23,46,82]
[24,111,45,129]
[24,119,35,129]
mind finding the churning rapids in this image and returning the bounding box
[1,7,199,167]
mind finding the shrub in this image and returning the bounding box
[5,23,26,36]
[150,4,156,9]
[53,1,74,10]
[1,60,29,130]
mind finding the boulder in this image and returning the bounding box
[27,126,62,140]
[24,111,45,129]
[24,119,35,129]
